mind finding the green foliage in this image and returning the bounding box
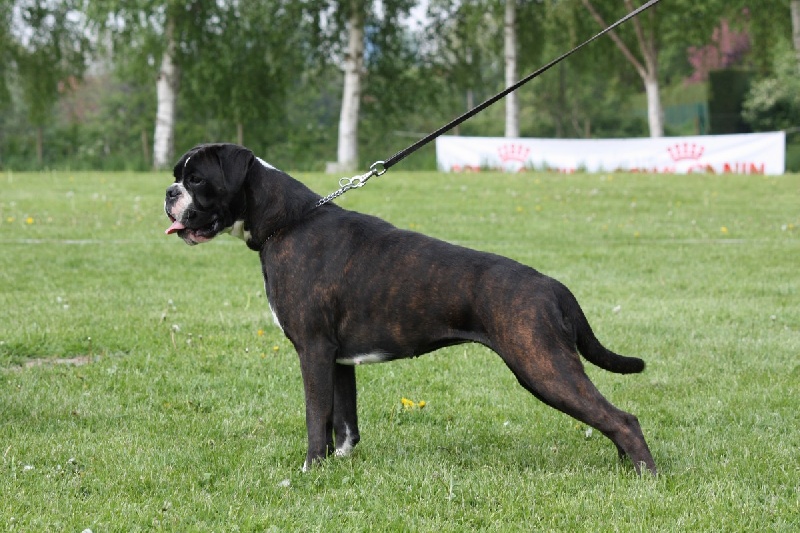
[743,44,800,132]
[11,0,90,127]
[1,169,799,529]
[734,0,793,75]
[177,1,307,152]
[1,0,798,171]
[0,0,13,107]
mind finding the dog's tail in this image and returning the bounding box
[557,282,645,374]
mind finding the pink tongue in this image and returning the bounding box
[165,219,186,235]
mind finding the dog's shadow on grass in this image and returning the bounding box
[349,404,643,476]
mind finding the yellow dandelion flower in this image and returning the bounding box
[257,329,265,336]
[720,226,729,235]
[26,217,34,225]
[273,345,279,351]
[401,397,426,410]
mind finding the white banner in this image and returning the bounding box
[436,132,786,175]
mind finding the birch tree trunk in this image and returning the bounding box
[153,16,179,170]
[504,0,519,138]
[644,73,662,138]
[336,9,364,173]
[581,0,663,137]
[792,0,800,69]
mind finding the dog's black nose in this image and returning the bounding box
[166,185,181,198]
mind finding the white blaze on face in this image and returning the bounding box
[167,182,192,221]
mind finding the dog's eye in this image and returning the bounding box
[186,175,203,186]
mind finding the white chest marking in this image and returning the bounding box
[336,351,390,366]
[268,301,283,332]
[225,220,251,242]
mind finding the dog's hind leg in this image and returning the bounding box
[333,364,360,457]
[499,344,657,475]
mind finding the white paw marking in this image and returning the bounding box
[335,425,355,457]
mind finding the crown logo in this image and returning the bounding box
[667,142,705,162]
[498,143,531,164]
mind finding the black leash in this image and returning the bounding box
[312,0,661,208]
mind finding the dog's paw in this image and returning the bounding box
[334,446,353,458]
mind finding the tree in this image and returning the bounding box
[88,1,226,169]
[425,0,502,124]
[523,0,644,139]
[337,1,365,172]
[792,0,800,68]
[153,13,178,169]
[743,45,800,131]
[0,0,13,107]
[741,1,800,131]
[580,0,664,137]
[307,0,420,172]
[577,0,734,138]
[180,0,306,152]
[504,0,519,137]
[10,0,89,164]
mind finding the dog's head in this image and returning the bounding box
[164,143,254,245]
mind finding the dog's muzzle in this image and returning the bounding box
[164,184,219,245]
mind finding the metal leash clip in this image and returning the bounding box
[316,160,387,209]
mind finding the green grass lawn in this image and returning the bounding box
[1,168,798,531]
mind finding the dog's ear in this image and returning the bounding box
[215,144,255,194]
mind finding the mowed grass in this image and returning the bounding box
[1,167,798,531]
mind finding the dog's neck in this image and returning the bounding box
[239,164,323,251]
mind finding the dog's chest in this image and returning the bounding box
[335,351,391,365]
[268,301,284,332]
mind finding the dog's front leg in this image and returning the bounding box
[298,345,336,471]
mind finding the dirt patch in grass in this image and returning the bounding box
[22,356,92,369]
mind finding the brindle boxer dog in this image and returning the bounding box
[164,143,657,475]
